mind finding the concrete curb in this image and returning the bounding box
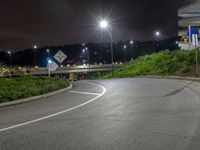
[0,84,73,108]
[136,76,200,82]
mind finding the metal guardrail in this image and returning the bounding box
[30,64,123,75]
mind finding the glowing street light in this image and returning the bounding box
[155,31,160,36]
[47,60,52,77]
[99,20,108,29]
[154,31,161,52]
[123,45,127,62]
[99,19,114,76]
[33,45,38,67]
[46,49,50,57]
[8,51,12,67]
[130,40,134,60]
[34,45,37,49]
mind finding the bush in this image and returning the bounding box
[0,76,69,103]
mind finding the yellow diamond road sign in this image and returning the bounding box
[54,50,67,63]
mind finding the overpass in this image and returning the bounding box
[30,64,122,75]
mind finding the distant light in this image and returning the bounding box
[46,49,50,52]
[34,45,37,49]
[155,31,160,36]
[82,49,86,53]
[123,45,127,49]
[8,51,11,55]
[35,66,38,68]
[48,60,52,63]
[99,20,108,29]
[176,41,179,44]
[67,64,70,67]
[85,47,88,50]
[130,40,134,44]
[61,65,64,68]
[82,43,85,47]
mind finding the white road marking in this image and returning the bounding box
[0,82,106,132]
[68,91,101,96]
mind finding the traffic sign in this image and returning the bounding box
[187,27,199,38]
[54,50,67,64]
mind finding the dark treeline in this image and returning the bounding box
[0,37,179,67]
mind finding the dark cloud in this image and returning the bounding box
[0,0,196,50]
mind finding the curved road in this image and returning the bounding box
[0,78,200,150]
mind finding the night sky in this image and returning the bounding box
[0,0,196,51]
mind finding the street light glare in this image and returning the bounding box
[100,20,108,28]
[155,31,160,36]
[34,45,37,49]
[130,40,134,44]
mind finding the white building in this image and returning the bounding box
[178,1,200,50]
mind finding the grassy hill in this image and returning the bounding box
[100,50,200,79]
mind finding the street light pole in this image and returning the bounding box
[154,31,160,52]
[99,19,114,76]
[46,49,50,58]
[34,45,37,67]
[110,27,114,76]
[85,47,91,78]
[8,51,12,67]
[123,45,127,62]
[130,40,134,61]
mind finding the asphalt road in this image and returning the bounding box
[0,78,200,150]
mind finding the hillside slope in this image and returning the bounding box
[101,50,200,79]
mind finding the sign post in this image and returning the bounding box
[54,50,67,79]
[188,26,199,74]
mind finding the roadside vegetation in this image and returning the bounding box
[0,76,69,103]
[101,49,200,79]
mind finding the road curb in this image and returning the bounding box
[0,84,73,108]
[136,76,200,82]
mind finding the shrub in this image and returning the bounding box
[0,76,69,103]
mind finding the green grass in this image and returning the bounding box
[100,50,200,79]
[0,76,69,103]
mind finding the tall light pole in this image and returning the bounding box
[48,60,52,77]
[8,51,12,67]
[46,49,50,58]
[123,45,127,62]
[33,45,37,67]
[99,19,114,76]
[130,40,134,60]
[154,31,160,52]
[85,47,90,67]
